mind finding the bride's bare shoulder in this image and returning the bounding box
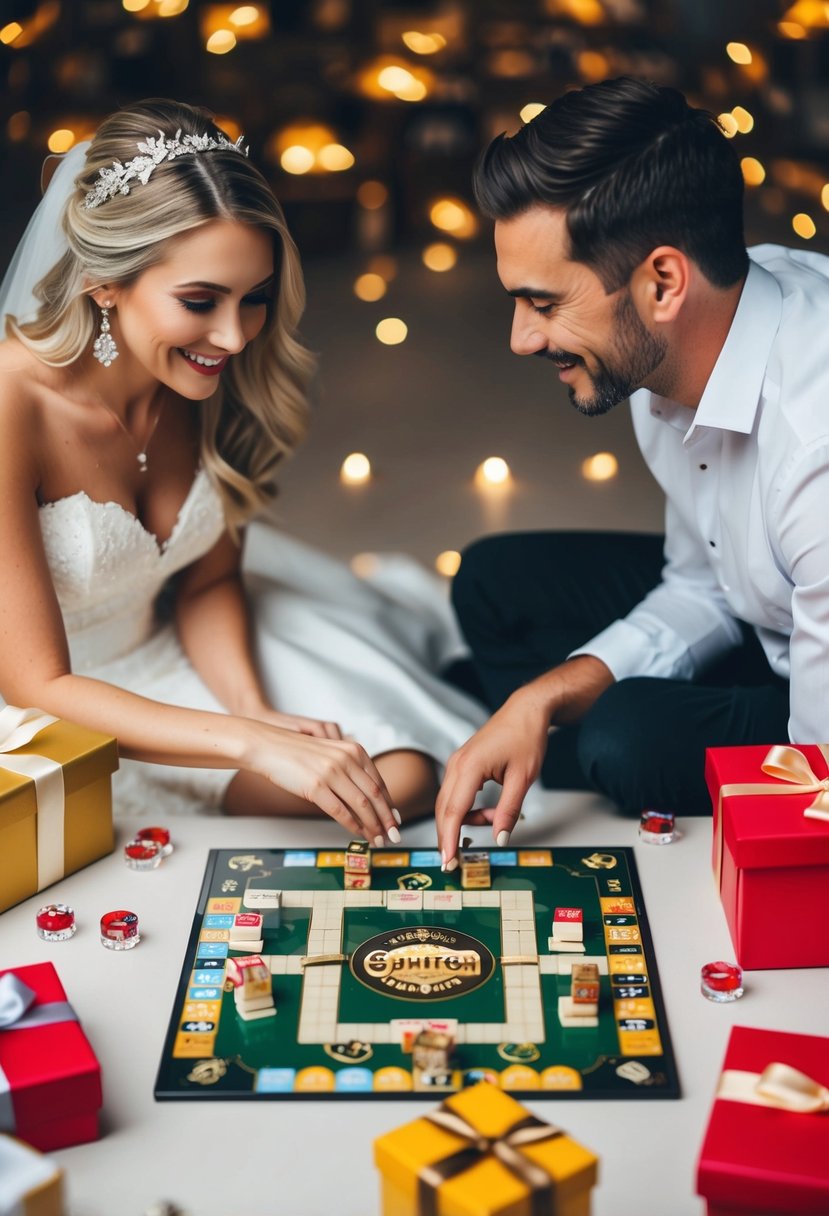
[0,336,51,394]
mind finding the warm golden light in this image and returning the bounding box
[7,111,30,141]
[47,129,75,153]
[718,112,739,138]
[402,30,446,54]
[214,114,243,142]
[0,21,23,43]
[351,552,380,578]
[778,19,807,36]
[340,453,372,485]
[353,273,387,302]
[726,41,752,64]
[731,106,754,134]
[422,243,457,272]
[206,28,236,53]
[317,143,355,171]
[741,157,766,186]
[357,180,388,209]
[367,255,398,282]
[375,318,408,345]
[158,0,189,14]
[520,102,546,124]
[546,0,605,25]
[792,212,817,239]
[229,5,259,24]
[359,57,433,102]
[337,452,371,483]
[435,550,462,577]
[280,145,315,175]
[122,0,151,10]
[577,50,610,82]
[429,197,478,239]
[582,452,619,482]
[476,457,512,487]
[781,1,829,29]
[822,184,829,211]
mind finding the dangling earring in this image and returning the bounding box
[93,304,118,367]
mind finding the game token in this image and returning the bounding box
[135,825,173,856]
[700,960,744,1002]
[124,839,163,870]
[35,902,76,941]
[638,809,678,844]
[100,909,140,950]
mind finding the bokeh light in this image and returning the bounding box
[475,457,512,487]
[375,318,408,345]
[792,212,816,239]
[340,453,372,485]
[353,273,387,302]
[582,452,619,482]
[422,243,457,272]
[435,551,462,577]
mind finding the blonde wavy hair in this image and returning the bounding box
[9,98,314,536]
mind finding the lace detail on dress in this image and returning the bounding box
[39,468,225,670]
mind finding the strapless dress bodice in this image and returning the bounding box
[38,468,225,671]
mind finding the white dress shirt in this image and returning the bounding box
[574,244,829,743]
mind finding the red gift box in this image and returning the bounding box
[705,744,829,969]
[0,962,102,1151]
[696,1025,829,1215]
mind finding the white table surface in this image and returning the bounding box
[1,795,826,1216]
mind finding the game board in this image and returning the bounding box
[154,846,680,1101]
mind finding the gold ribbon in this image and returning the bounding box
[417,1099,562,1216]
[0,706,64,891]
[717,1062,829,1114]
[714,743,829,891]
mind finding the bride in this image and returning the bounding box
[0,97,488,841]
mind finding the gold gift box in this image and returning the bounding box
[0,719,118,913]
[374,1081,599,1216]
[0,1134,65,1216]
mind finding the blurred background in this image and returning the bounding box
[2,0,828,574]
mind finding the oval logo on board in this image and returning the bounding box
[350,925,494,1000]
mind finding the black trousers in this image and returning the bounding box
[450,532,790,815]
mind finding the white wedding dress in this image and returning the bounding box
[38,467,490,815]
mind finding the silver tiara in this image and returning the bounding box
[82,128,248,210]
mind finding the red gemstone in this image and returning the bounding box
[36,903,74,932]
[640,810,675,834]
[700,960,742,992]
[100,909,139,940]
[135,825,170,847]
[124,840,160,862]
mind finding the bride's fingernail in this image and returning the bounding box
[373,835,384,848]
[391,807,402,825]
[441,850,447,872]
[387,826,401,845]
[496,830,511,847]
[446,856,459,873]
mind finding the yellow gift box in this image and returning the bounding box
[0,1133,64,1216]
[374,1081,599,1216]
[0,709,118,914]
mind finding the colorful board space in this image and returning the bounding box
[154,846,680,1101]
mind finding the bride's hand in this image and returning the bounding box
[243,720,397,842]
[253,708,343,740]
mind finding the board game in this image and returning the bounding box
[155,845,680,1101]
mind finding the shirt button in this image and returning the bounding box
[699,464,708,470]
[709,540,716,548]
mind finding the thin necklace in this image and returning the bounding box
[96,394,164,473]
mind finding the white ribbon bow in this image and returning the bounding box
[0,705,64,891]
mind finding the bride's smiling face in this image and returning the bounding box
[96,218,274,398]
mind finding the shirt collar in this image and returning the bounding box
[684,258,783,439]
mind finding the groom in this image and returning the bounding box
[436,76,829,861]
